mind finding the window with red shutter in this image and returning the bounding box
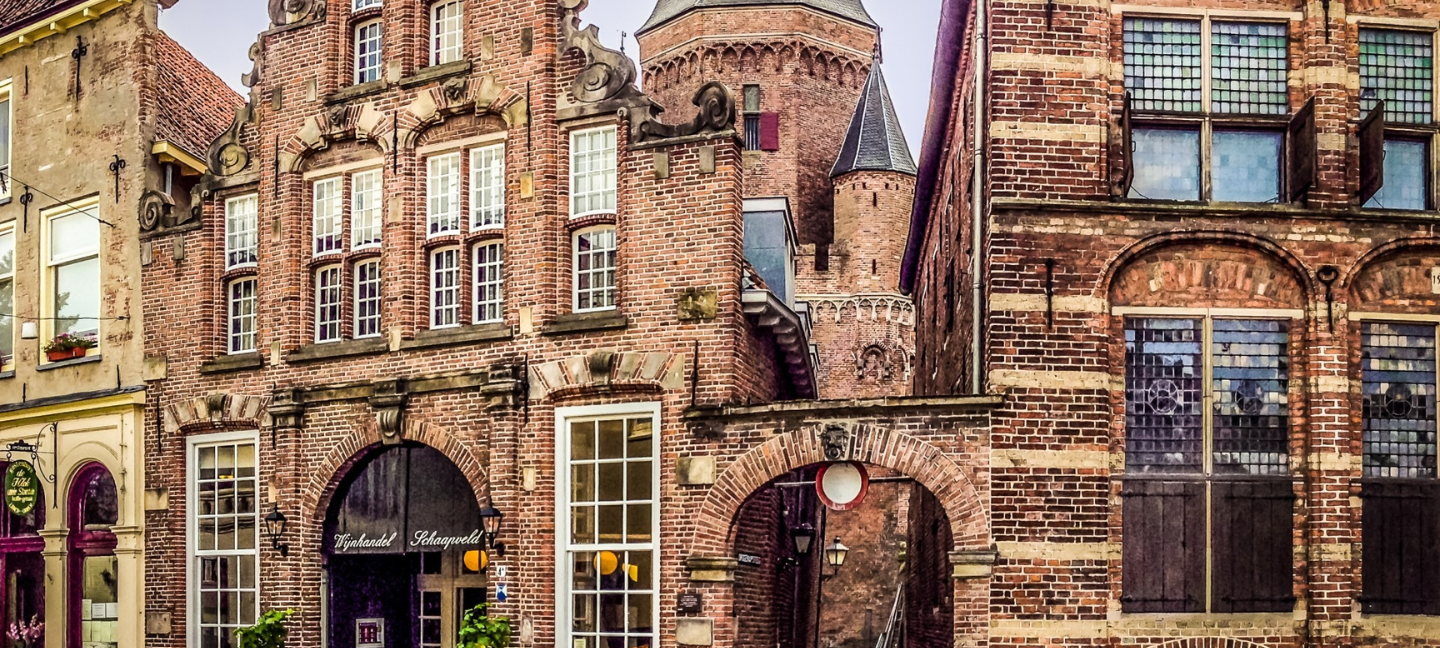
[759,112,780,151]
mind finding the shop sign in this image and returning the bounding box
[5,461,40,517]
[331,530,488,554]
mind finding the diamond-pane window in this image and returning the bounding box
[1123,18,1203,113]
[1211,319,1289,475]
[1125,318,1203,473]
[1211,22,1289,115]
[1362,322,1438,479]
[1360,29,1434,125]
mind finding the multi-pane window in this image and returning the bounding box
[227,279,257,354]
[47,207,100,341]
[428,153,462,237]
[354,20,383,84]
[354,259,382,339]
[473,242,503,323]
[313,178,342,255]
[351,170,382,248]
[570,127,617,217]
[430,247,460,328]
[353,0,381,8]
[225,195,258,269]
[1122,316,1293,613]
[0,85,10,200]
[0,226,12,373]
[431,0,464,66]
[1360,322,1440,614]
[574,227,617,312]
[1123,17,1290,203]
[314,265,343,343]
[563,411,657,648]
[471,145,505,229]
[189,435,259,648]
[1360,29,1435,211]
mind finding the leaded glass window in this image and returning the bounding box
[1125,318,1203,473]
[1361,29,1434,125]
[1365,138,1429,211]
[1211,319,1289,475]
[1211,22,1289,115]
[1124,18,1202,113]
[1362,322,1438,479]
[1212,130,1283,203]
[1130,128,1201,201]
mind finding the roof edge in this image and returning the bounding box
[638,1,877,36]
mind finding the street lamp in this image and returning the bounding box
[791,523,816,556]
[264,504,289,557]
[478,503,506,557]
[823,537,848,569]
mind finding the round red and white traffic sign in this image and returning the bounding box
[815,461,869,511]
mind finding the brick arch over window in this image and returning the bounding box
[1153,639,1269,648]
[1103,231,1314,309]
[304,417,489,521]
[690,423,987,558]
[1345,237,1440,313]
[162,394,270,433]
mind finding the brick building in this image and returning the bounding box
[905,0,1440,645]
[0,1,240,648]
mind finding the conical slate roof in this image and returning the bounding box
[831,63,917,178]
[639,0,876,34]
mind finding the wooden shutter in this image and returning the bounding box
[1287,97,1318,203]
[1362,481,1440,614]
[1212,480,1296,612]
[1113,92,1135,199]
[759,112,780,151]
[1121,480,1205,612]
[1358,101,1387,206]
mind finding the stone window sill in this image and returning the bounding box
[37,355,102,372]
[399,60,472,88]
[543,310,628,336]
[288,337,388,364]
[400,322,513,351]
[199,352,263,374]
[326,79,389,104]
[0,370,14,380]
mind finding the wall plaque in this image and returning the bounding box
[677,591,703,614]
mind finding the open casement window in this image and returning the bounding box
[1121,17,1291,203]
[1122,317,1294,613]
[1359,322,1440,614]
[1359,28,1437,210]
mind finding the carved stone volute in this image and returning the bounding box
[369,380,409,445]
[560,0,642,104]
[268,0,325,27]
[207,106,253,178]
[630,81,737,144]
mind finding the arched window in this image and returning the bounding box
[68,464,118,648]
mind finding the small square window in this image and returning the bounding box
[1366,139,1430,211]
[1129,127,1200,201]
[1212,130,1282,203]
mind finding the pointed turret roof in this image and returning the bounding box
[638,0,875,34]
[831,63,916,178]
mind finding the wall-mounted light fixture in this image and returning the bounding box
[264,504,289,557]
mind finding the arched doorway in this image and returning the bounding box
[0,461,43,648]
[67,464,118,648]
[324,443,488,648]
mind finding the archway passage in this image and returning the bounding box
[324,444,488,648]
[731,463,955,648]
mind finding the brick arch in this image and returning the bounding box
[1102,230,1314,309]
[691,423,987,559]
[1153,639,1269,648]
[1345,236,1440,311]
[303,417,489,522]
[162,394,269,433]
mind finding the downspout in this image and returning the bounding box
[969,0,987,395]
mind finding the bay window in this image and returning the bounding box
[570,127,617,217]
[188,433,260,648]
[431,0,463,66]
[46,205,100,342]
[574,227,617,312]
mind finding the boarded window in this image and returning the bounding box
[1121,480,1205,612]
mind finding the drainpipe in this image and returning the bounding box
[970,0,988,395]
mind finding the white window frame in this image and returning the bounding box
[186,430,262,648]
[0,223,13,372]
[353,0,381,8]
[315,264,344,343]
[573,226,617,312]
[430,247,460,329]
[354,19,384,85]
[227,277,258,355]
[354,259,382,339]
[0,81,11,201]
[554,402,661,648]
[43,202,101,344]
[569,126,617,218]
[427,153,462,237]
[351,169,382,249]
[225,194,259,269]
[430,0,464,66]
[473,241,503,324]
[313,177,343,255]
[470,144,505,229]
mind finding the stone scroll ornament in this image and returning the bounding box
[631,82,736,143]
[560,0,643,104]
[268,0,326,27]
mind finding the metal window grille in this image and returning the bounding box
[1211,319,1290,475]
[1125,318,1204,472]
[744,114,761,150]
[1211,22,1289,115]
[1362,322,1438,478]
[1361,29,1434,125]
[1123,18,1203,113]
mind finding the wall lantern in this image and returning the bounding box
[479,503,506,557]
[823,537,848,569]
[264,504,289,557]
[790,523,816,556]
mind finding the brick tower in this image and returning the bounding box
[636,0,916,398]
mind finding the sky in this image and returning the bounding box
[158,0,941,148]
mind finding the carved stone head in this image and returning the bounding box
[821,424,852,462]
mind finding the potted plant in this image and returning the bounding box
[7,616,42,648]
[235,609,293,648]
[42,333,96,362]
[457,603,511,648]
